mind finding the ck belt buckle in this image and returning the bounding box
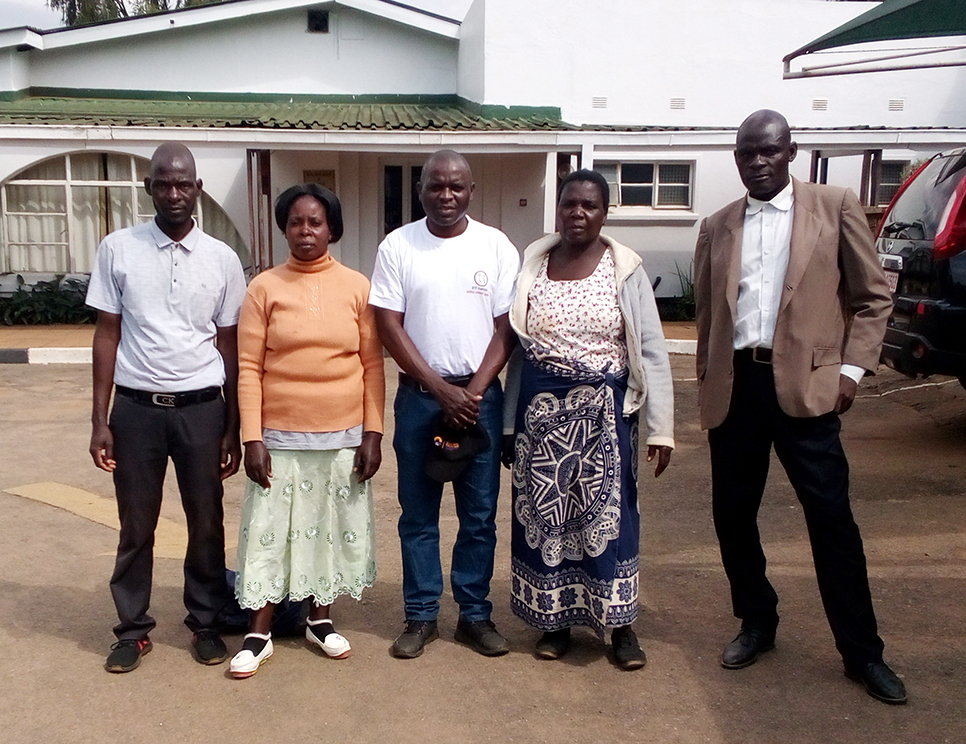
[752,347,773,364]
[151,393,177,407]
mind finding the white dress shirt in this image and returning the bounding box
[734,180,864,383]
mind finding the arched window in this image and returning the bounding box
[0,152,251,275]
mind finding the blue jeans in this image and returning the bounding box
[393,380,503,622]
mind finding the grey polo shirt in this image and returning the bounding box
[86,219,246,393]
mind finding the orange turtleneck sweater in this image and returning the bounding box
[237,252,385,443]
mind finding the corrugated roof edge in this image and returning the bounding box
[0,93,572,131]
[0,89,561,120]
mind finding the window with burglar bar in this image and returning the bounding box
[876,161,909,207]
[594,162,693,209]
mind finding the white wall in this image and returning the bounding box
[457,0,486,104]
[22,8,458,96]
[0,48,28,91]
[494,152,550,251]
[469,0,966,130]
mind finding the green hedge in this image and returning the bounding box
[0,275,96,325]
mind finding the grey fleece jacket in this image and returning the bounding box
[503,233,675,449]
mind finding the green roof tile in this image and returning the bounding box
[0,95,572,131]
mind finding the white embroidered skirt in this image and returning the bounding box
[234,448,376,610]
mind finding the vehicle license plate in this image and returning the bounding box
[885,270,899,293]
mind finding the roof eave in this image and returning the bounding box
[0,0,460,53]
[0,28,44,51]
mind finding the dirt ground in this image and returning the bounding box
[1,356,964,744]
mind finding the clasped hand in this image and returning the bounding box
[434,381,483,429]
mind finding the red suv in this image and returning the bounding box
[877,148,966,387]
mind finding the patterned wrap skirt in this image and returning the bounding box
[234,448,376,610]
[510,350,640,638]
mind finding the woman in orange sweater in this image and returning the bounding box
[229,184,385,678]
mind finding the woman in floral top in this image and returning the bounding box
[504,170,674,670]
[229,184,385,678]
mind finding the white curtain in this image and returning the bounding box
[3,154,250,277]
[4,184,69,273]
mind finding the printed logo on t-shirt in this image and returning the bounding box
[468,270,490,297]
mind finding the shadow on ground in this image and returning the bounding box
[0,361,964,743]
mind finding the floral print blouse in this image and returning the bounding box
[526,248,628,371]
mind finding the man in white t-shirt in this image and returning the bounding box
[370,149,520,658]
[86,142,247,674]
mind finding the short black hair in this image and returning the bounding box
[557,169,609,209]
[274,183,344,242]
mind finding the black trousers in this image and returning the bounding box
[109,394,231,641]
[708,351,885,666]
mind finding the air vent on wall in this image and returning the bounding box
[888,98,905,112]
[308,9,329,33]
[669,97,686,110]
[591,97,608,109]
[812,98,829,111]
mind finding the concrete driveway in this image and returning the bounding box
[0,356,963,743]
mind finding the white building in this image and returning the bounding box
[1,0,964,296]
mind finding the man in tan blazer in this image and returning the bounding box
[694,109,905,704]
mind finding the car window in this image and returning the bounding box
[883,152,966,240]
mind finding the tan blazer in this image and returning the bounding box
[694,178,892,430]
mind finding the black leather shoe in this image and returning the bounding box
[720,628,775,670]
[845,661,908,705]
[391,619,439,659]
[454,619,509,656]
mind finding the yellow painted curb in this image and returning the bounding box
[4,482,236,559]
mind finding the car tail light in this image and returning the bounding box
[934,173,966,261]
[875,159,932,240]
[911,341,927,360]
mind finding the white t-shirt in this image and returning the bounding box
[86,219,247,392]
[369,217,520,377]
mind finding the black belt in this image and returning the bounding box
[736,347,773,364]
[399,372,474,394]
[115,385,221,408]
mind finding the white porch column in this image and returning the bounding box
[543,151,556,234]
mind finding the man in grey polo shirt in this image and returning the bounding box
[86,142,246,673]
